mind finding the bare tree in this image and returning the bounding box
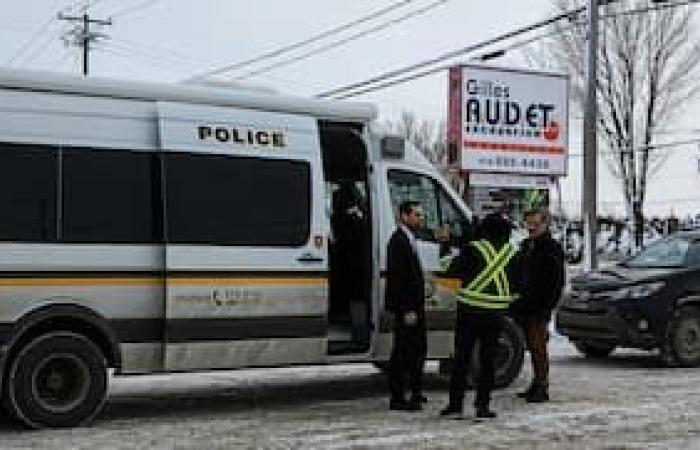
[384,111,450,172]
[528,0,700,246]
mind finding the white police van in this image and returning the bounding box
[0,68,524,428]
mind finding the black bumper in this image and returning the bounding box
[555,306,658,349]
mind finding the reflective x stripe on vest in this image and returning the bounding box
[457,240,517,310]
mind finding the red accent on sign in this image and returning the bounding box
[463,140,565,155]
[543,121,560,141]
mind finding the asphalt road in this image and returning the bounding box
[1,339,699,449]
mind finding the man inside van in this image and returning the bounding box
[385,200,427,411]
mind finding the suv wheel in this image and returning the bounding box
[574,341,616,358]
[3,332,108,429]
[661,306,700,367]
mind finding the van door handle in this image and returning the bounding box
[297,253,323,263]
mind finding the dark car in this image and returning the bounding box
[556,231,700,366]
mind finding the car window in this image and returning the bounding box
[685,241,700,267]
[624,237,690,268]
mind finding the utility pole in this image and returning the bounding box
[58,12,111,76]
[582,0,599,271]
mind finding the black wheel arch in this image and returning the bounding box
[1,304,121,390]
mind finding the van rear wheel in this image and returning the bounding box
[4,332,108,429]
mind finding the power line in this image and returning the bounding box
[108,0,161,19]
[332,26,573,100]
[98,41,326,91]
[319,0,700,99]
[567,138,700,158]
[316,5,584,98]
[233,0,449,81]
[187,0,418,81]
[6,16,57,65]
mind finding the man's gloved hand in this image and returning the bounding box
[404,311,418,326]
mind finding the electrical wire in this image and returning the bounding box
[316,5,584,98]
[6,15,57,65]
[233,0,449,81]
[320,0,700,99]
[109,0,160,19]
[188,0,418,81]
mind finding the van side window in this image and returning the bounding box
[0,143,57,242]
[437,189,467,244]
[165,153,310,247]
[62,148,161,243]
[388,169,469,244]
[388,170,440,242]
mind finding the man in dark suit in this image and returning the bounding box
[385,200,426,411]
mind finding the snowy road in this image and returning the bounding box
[2,338,700,449]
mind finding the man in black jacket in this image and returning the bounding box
[385,200,426,411]
[511,208,565,403]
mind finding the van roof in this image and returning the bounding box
[0,68,378,122]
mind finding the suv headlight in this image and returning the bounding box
[610,281,665,300]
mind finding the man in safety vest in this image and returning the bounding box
[438,213,521,419]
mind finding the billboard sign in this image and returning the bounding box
[448,64,569,175]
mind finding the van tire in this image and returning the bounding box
[462,317,525,389]
[5,331,108,429]
[661,306,700,367]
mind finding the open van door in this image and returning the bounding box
[157,102,330,371]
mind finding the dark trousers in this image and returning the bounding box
[388,316,427,402]
[448,308,502,409]
[519,315,550,388]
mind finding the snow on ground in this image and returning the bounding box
[3,337,700,449]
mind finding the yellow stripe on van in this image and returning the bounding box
[0,276,328,288]
[436,278,461,292]
[0,277,163,288]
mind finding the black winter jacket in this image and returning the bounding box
[511,231,565,318]
[384,228,425,314]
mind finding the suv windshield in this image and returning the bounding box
[624,236,690,268]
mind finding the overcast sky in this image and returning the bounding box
[2,0,700,217]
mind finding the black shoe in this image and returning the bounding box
[517,384,535,399]
[410,394,428,404]
[390,399,411,411]
[439,404,463,418]
[475,408,497,419]
[525,389,550,403]
[406,399,423,411]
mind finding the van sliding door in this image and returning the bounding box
[157,102,329,371]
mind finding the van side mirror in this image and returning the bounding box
[381,135,405,159]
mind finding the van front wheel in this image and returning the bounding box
[440,317,525,388]
[4,332,108,429]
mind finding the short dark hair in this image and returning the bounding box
[479,213,512,243]
[523,207,551,225]
[399,200,420,216]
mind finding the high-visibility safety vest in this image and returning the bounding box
[455,240,518,310]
